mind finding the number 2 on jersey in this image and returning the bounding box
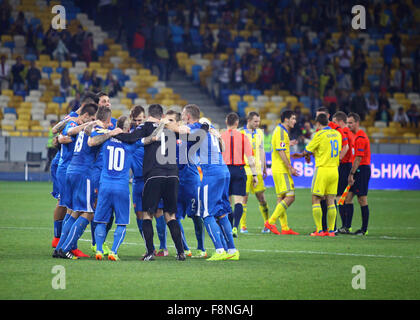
[107,145,125,171]
[330,139,339,158]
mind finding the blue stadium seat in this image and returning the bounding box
[25,54,37,61]
[53,96,65,104]
[299,96,311,108]
[14,90,26,97]
[3,42,14,50]
[233,89,246,97]
[191,65,202,83]
[56,67,63,74]
[147,87,158,97]
[126,92,138,101]
[220,89,232,105]
[368,45,380,52]
[42,66,53,74]
[4,107,16,115]
[250,89,261,98]
[237,101,248,117]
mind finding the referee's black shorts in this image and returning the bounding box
[227,165,246,196]
[142,175,179,215]
[337,162,352,196]
[349,165,371,197]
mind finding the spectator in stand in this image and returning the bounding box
[26,60,41,91]
[407,104,419,128]
[378,90,391,110]
[0,55,11,91]
[104,72,121,98]
[323,89,338,115]
[82,33,94,66]
[337,44,352,74]
[10,11,26,35]
[393,107,409,127]
[412,63,420,93]
[207,0,220,23]
[60,68,72,97]
[299,120,315,150]
[72,25,86,61]
[383,42,396,67]
[217,60,231,104]
[132,26,145,63]
[260,60,275,91]
[202,26,214,53]
[67,91,81,112]
[231,62,244,90]
[352,49,367,91]
[26,25,38,56]
[350,89,368,121]
[0,0,12,36]
[244,61,259,91]
[53,37,69,62]
[79,70,92,93]
[336,67,352,92]
[392,63,410,93]
[309,90,323,118]
[11,56,25,92]
[90,70,103,93]
[375,103,392,126]
[305,63,319,98]
[189,6,201,29]
[169,18,185,53]
[366,93,379,112]
[319,66,334,98]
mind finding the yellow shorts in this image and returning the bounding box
[246,174,266,194]
[311,167,339,196]
[272,172,295,197]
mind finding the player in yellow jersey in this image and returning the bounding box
[292,113,341,237]
[239,112,271,234]
[264,110,300,235]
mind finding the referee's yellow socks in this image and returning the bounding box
[312,204,322,232]
[259,203,269,222]
[268,200,289,231]
[239,204,247,229]
[327,204,337,232]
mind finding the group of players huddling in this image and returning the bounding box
[49,90,371,262]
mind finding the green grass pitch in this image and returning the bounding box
[0,181,419,300]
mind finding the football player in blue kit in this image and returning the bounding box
[197,117,239,261]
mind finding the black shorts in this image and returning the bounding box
[337,162,352,196]
[228,165,246,196]
[142,175,179,214]
[349,165,371,197]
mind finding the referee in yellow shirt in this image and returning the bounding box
[292,113,341,237]
[264,110,300,235]
[239,112,271,234]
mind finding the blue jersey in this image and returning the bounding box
[67,131,99,175]
[130,126,145,179]
[198,126,225,172]
[100,137,136,188]
[109,117,117,130]
[58,120,77,169]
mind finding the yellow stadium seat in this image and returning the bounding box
[2,89,13,97]
[1,35,12,42]
[393,92,406,100]
[38,54,50,61]
[2,125,15,131]
[8,131,21,136]
[160,88,174,95]
[89,62,101,69]
[20,102,32,110]
[264,90,275,97]
[277,90,290,97]
[243,95,255,103]
[285,96,298,103]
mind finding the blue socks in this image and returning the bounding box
[177,219,190,251]
[61,216,89,253]
[156,215,167,250]
[55,214,75,250]
[136,218,143,238]
[218,215,236,250]
[111,225,126,254]
[54,220,63,238]
[233,203,243,229]
[203,216,223,250]
[94,223,107,253]
[90,221,97,246]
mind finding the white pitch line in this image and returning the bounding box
[2,226,420,259]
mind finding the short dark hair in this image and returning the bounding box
[332,111,347,122]
[166,109,181,122]
[96,105,111,122]
[81,91,97,104]
[316,106,329,114]
[247,111,260,121]
[183,104,201,120]
[130,105,145,119]
[95,91,109,104]
[80,103,98,116]
[280,110,295,122]
[314,113,329,126]
[348,112,360,123]
[117,116,129,129]
[226,112,239,126]
[148,104,164,119]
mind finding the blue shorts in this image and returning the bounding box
[132,177,144,212]
[200,166,231,219]
[56,165,70,208]
[177,174,200,220]
[50,159,59,199]
[94,185,131,225]
[227,165,246,196]
[66,171,94,213]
